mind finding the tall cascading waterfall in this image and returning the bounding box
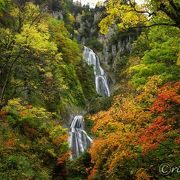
[69,47,111,159]
[69,115,92,159]
[83,46,110,97]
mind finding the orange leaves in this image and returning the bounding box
[150,82,180,113]
[4,139,16,149]
[52,134,68,145]
[19,104,33,117]
[89,138,107,164]
[0,111,7,119]
[174,138,180,145]
[88,80,179,179]
[88,94,150,178]
[89,130,138,178]
[90,95,152,136]
[57,152,70,165]
[135,168,151,180]
[19,110,28,117]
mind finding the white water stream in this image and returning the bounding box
[83,46,110,97]
[69,47,110,159]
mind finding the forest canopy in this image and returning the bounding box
[99,0,180,34]
[0,0,179,179]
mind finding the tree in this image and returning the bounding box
[0,98,69,179]
[88,80,180,179]
[130,25,180,89]
[0,1,88,112]
[99,0,180,34]
[0,2,60,107]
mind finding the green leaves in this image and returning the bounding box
[131,26,180,89]
[0,98,68,179]
[0,1,90,112]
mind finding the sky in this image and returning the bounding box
[74,0,144,8]
[74,0,105,8]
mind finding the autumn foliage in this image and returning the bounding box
[139,116,171,154]
[0,98,69,179]
[88,81,180,180]
[150,82,180,113]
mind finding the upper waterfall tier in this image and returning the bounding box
[69,47,111,159]
[83,46,110,97]
[69,115,92,159]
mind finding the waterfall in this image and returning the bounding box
[83,46,110,97]
[69,115,92,159]
[69,47,111,159]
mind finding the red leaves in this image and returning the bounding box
[139,116,171,154]
[88,81,179,178]
[88,167,98,180]
[150,82,180,113]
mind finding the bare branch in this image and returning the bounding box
[126,22,177,31]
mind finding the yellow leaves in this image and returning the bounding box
[90,108,118,135]
[19,143,29,149]
[10,3,42,28]
[3,98,53,124]
[99,3,121,34]
[177,52,180,66]
[99,16,113,34]
[136,75,162,104]
[90,94,152,138]
[49,125,67,140]
[3,98,23,112]
[108,149,131,173]
[45,71,53,79]
[99,0,148,34]
[10,3,58,54]
[9,6,19,17]
[113,96,152,126]
[24,2,40,20]
[15,23,57,53]
[47,149,56,157]
[68,13,75,24]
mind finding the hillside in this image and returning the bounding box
[0,0,179,179]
